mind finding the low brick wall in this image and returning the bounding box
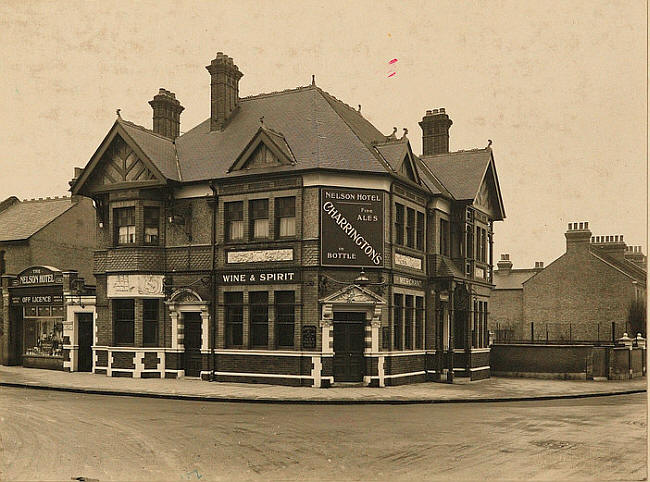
[491,344,593,379]
[492,344,646,380]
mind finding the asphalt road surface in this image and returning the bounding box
[0,387,646,481]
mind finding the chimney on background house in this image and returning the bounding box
[533,261,544,271]
[565,222,592,253]
[149,89,184,139]
[497,253,513,273]
[206,52,244,131]
[419,108,453,156]
[590,233,627,262]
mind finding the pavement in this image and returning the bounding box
[0,365,646,404]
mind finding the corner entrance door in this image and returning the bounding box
[183,312,203,377]
[77,313,93,372]
[333,311,365,382]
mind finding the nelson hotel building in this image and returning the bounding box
[68,53,505,387]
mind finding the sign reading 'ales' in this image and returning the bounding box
[321,188,384,267]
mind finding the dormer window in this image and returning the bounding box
[115,207,135,245]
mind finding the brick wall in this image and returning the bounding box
[523,249,638,340]
[489,289,523,336]
[491,344,592,378]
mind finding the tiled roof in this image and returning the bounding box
[375,140,407,173]
[420,148,492,200]
[175,85,389,182]
[589,250,647,285]
[0,197,76,242]
[118,119,179,181]
[493,269,539,290]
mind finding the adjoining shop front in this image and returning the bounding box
[0,266,96,372]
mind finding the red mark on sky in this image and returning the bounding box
[387,58,398,78]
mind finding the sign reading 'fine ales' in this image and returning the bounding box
[321,188,384,267]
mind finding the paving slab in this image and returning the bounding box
[0,365,645,404]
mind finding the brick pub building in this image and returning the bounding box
[70,53,505,386]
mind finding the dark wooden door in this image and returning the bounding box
[183,312,203,377]
[77,313,93,372]
[11,307,23,365]
[333,312,365,382]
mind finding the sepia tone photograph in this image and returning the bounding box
[0,1,647,480]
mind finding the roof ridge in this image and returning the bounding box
[118,118,174,143]
[240,85,314,102]
[21,196,71,203]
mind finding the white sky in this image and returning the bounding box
[0,0,646,267]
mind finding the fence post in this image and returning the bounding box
[611,321,616,344]
[569,323,572,343]
[597,322,600,345]
[530,322,534,343]
[546,324,548,344]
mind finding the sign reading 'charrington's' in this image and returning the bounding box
[321,188,385,267]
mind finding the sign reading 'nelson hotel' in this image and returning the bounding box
[321,188,385,267]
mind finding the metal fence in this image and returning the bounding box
[493,321,628,346]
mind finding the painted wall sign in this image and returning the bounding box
[321,188,385,267]
[107,274,164,298]
[218,270,300,285]
[11,293,63,305]
[394,252,422,270]
[301,325,317,350]
[12,266,63,286]
[393,275,424,288]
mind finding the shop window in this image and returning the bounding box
[405,295,414,349]
[454,309,466,349]
[393,293,403,350]
[143,299,159,346]
[225,292,243,347]
[114,299,135,345]
[416,211,424,250]
[415,296,424,349]
[395,203,404,245]
[275,197,296,238]
[225,201,244,241]
[24,319,63,357]
[144,207,160,245]
[275,291,295,347]
[249,291,269,347]
[249,199,269,239]
[406,208,415,248]
[440,218,450,256]
[114,207,135,245]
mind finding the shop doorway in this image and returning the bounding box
[10,306,23,365]
[183,312,203,377]
[77,313,93,372]
[333,311,365,382]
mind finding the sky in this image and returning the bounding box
[0,0,646,267]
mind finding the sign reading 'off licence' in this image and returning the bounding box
[320,188,385,267]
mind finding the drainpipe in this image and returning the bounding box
[208,182,218,381]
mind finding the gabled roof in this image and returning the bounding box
[420,147,505,219]
[589,250,647,286]
[228,126,296,172]
[71,119,171,195]
[0,197,76,242]
[374,138,421,185]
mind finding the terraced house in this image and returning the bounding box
[69,52,505,386]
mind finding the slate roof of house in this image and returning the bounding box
[175,85,389,182]
[74,82,499,206]
[493,269,540,290]
[0,197,76,242]
[419,148,492,200]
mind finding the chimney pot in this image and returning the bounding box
[419,108,453,156]
[149,88,184,139]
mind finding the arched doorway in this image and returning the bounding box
[167,289,209,378]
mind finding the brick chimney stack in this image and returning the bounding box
[565,222,592,253]
[206,52,243,131]
[149,88,184,139]
[419,108,453,156]
[590,233,627,261]
[497,253,513,272]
